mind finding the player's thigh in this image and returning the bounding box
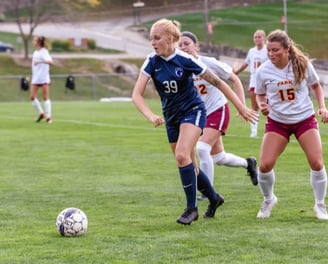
[210,135,224,155]
[298,128,324,170]
[199,127,221,147]
[30,85,39,98]
[42,84,50,99]
[177,123,202,152]
[259,132,288,172]
[175,123,202,166]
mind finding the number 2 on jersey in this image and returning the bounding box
[198,84,207,95]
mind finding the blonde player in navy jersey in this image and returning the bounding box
[255,29,328,220]
[234,30,268,138]
[31,36,53,124]
[178,31,258,197]
[132,18,258,225]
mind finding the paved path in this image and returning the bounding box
[0,20,152,58]
[1,19,327,93]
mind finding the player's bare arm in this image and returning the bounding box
[229,73,246,105]
[256,94,269,116]
[132,73,164,127]
[201,69,258,124]
[233,62,248,75]
[311,82,328,123]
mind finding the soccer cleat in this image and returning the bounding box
[35,113,45,122]
[257,195,278,219]
[176,207,198,225]
[314,203,328,220]
[197,194,208,201]
[46,118,52,124]
[203,193,224,218]
[246,157,258,186]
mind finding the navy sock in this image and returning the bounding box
[197,169,217,203]
[178,163,197,209]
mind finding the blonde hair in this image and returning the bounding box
[267,29,308,85]
[254,29,266,38]
[150,18,181,43]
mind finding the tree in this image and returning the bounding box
[0,0,100,59]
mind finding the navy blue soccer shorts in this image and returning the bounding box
[165,107,206,143]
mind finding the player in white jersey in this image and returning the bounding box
[255,29,328,220]
[132,19,258,225]
[31,36,53,124]
[178,32,258,199]
[234,30,268,138]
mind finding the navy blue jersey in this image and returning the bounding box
[141,49,207,124]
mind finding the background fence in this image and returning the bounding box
[1,70,327,102]
[0,73,156,102]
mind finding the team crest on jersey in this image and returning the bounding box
[175,67,183,78]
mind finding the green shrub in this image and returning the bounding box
[51,40,71,52]
[87,39,96,50]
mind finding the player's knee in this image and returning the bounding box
[175,151,189,166]
[196,141,211,159]
[310,160,324,171]
[259,163,273,173]
[212,151,226,165]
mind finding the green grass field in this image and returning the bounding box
[1,100,328,263]
[1,1,328,262]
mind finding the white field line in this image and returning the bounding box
[0,115,159,131]
[2,115,328,144]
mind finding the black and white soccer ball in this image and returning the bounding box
[56,207,88,237]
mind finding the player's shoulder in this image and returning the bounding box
[175,49,195,60]
[145,52,157,61]
[200,55,231,71]
[40,47,49,53]
[248,46,258,54]
[257,60,273,75]
[141,52,158,72]
[175,50,207,68]
[199,55,216,64]
[261,59,272,68]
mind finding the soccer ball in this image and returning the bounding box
[56,207,88,237]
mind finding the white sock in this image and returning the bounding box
[196,141,214,185]
[31,98,44,114]
[310,167,327,204]
[258,169,275,201]
[212,151,247,168]
[44,99,51,118]
[251,122,258,133]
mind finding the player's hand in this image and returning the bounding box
[239,106,258,124]
[259,102,270,116]
[149,114,165,127]
[318,108,328,123]
[232,62,239,74]
[235,112,247,124]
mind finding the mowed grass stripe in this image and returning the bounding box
[1,101,328,263]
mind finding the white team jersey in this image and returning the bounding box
[245,45,268,88]
[193,55,232,115]
[255,60,319,124]
[31,48,52,84]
